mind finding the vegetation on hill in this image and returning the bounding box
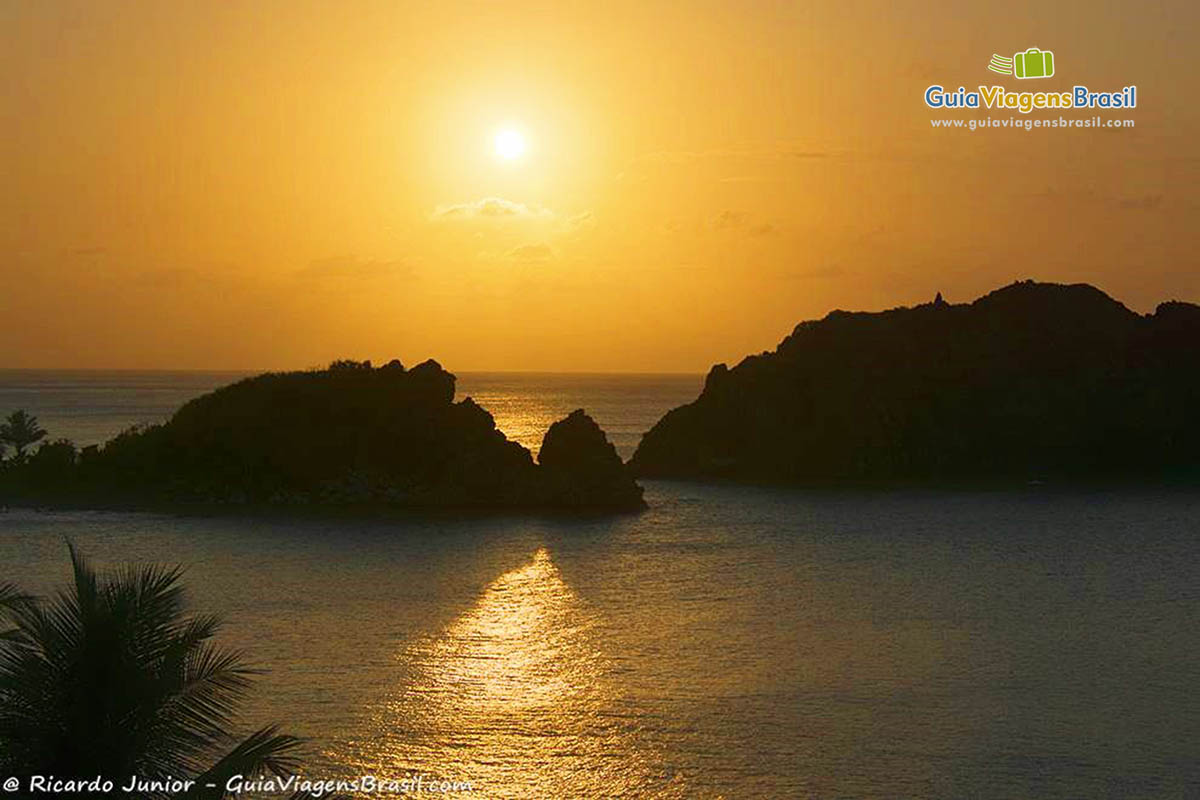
[0,360,644,512]
[631,281,1200,484]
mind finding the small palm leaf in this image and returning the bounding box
[0,583,35,642]
[181,726,304,800]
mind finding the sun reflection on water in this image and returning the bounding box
[328,548,684,798]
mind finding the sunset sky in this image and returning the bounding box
[4,0,1198,371]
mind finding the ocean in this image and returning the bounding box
[1,371,1198,798]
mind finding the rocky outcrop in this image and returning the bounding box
[1,360,644,512]
[539,409,645,509]
[630,281,1200,485]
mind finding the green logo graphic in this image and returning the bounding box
[988,47,1056,79]
[988,54,1014,75]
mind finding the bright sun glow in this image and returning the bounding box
[494,128,527,161]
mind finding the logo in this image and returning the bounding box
[989,48,1055,79]
[924,47,1136,115]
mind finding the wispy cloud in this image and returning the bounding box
[712,210,779,236]
[433,197,554,220]
[1118,194,1164,211]
[623,146,833,186]
[632,147,829,166]
[507,243,555,262]
[1032,187,1168,213]
[567,210,594,228]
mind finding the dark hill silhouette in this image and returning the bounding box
[0,359,644,511]
[539,409,645,508]
[630,281,1200,484]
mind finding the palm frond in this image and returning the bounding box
[0,584,33,613]
[67,539,99,614]
[0,583,35,642]
[1,545,307,785]
[139,637,258,777]
[181,726,304,800]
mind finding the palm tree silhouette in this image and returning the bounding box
[0,410,47,461]
[0,545,301,798]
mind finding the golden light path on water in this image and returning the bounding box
[327,548,689,798]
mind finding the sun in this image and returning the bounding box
[493,128,527,161]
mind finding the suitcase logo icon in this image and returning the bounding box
[987,48,1056,79]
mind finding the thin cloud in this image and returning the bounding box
[1032,187,1168,212]
[507,243,555,262]
[712,211,778,236]
[625,147,832,186]
[433,197,554,220]
[714,210,745,229]
[1118,194,1164,211]
[632,147,829,166]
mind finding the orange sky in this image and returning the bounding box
[4,0,1198,371]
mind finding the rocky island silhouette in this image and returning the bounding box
[631,280,1200,485]
[0,358,644,512]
